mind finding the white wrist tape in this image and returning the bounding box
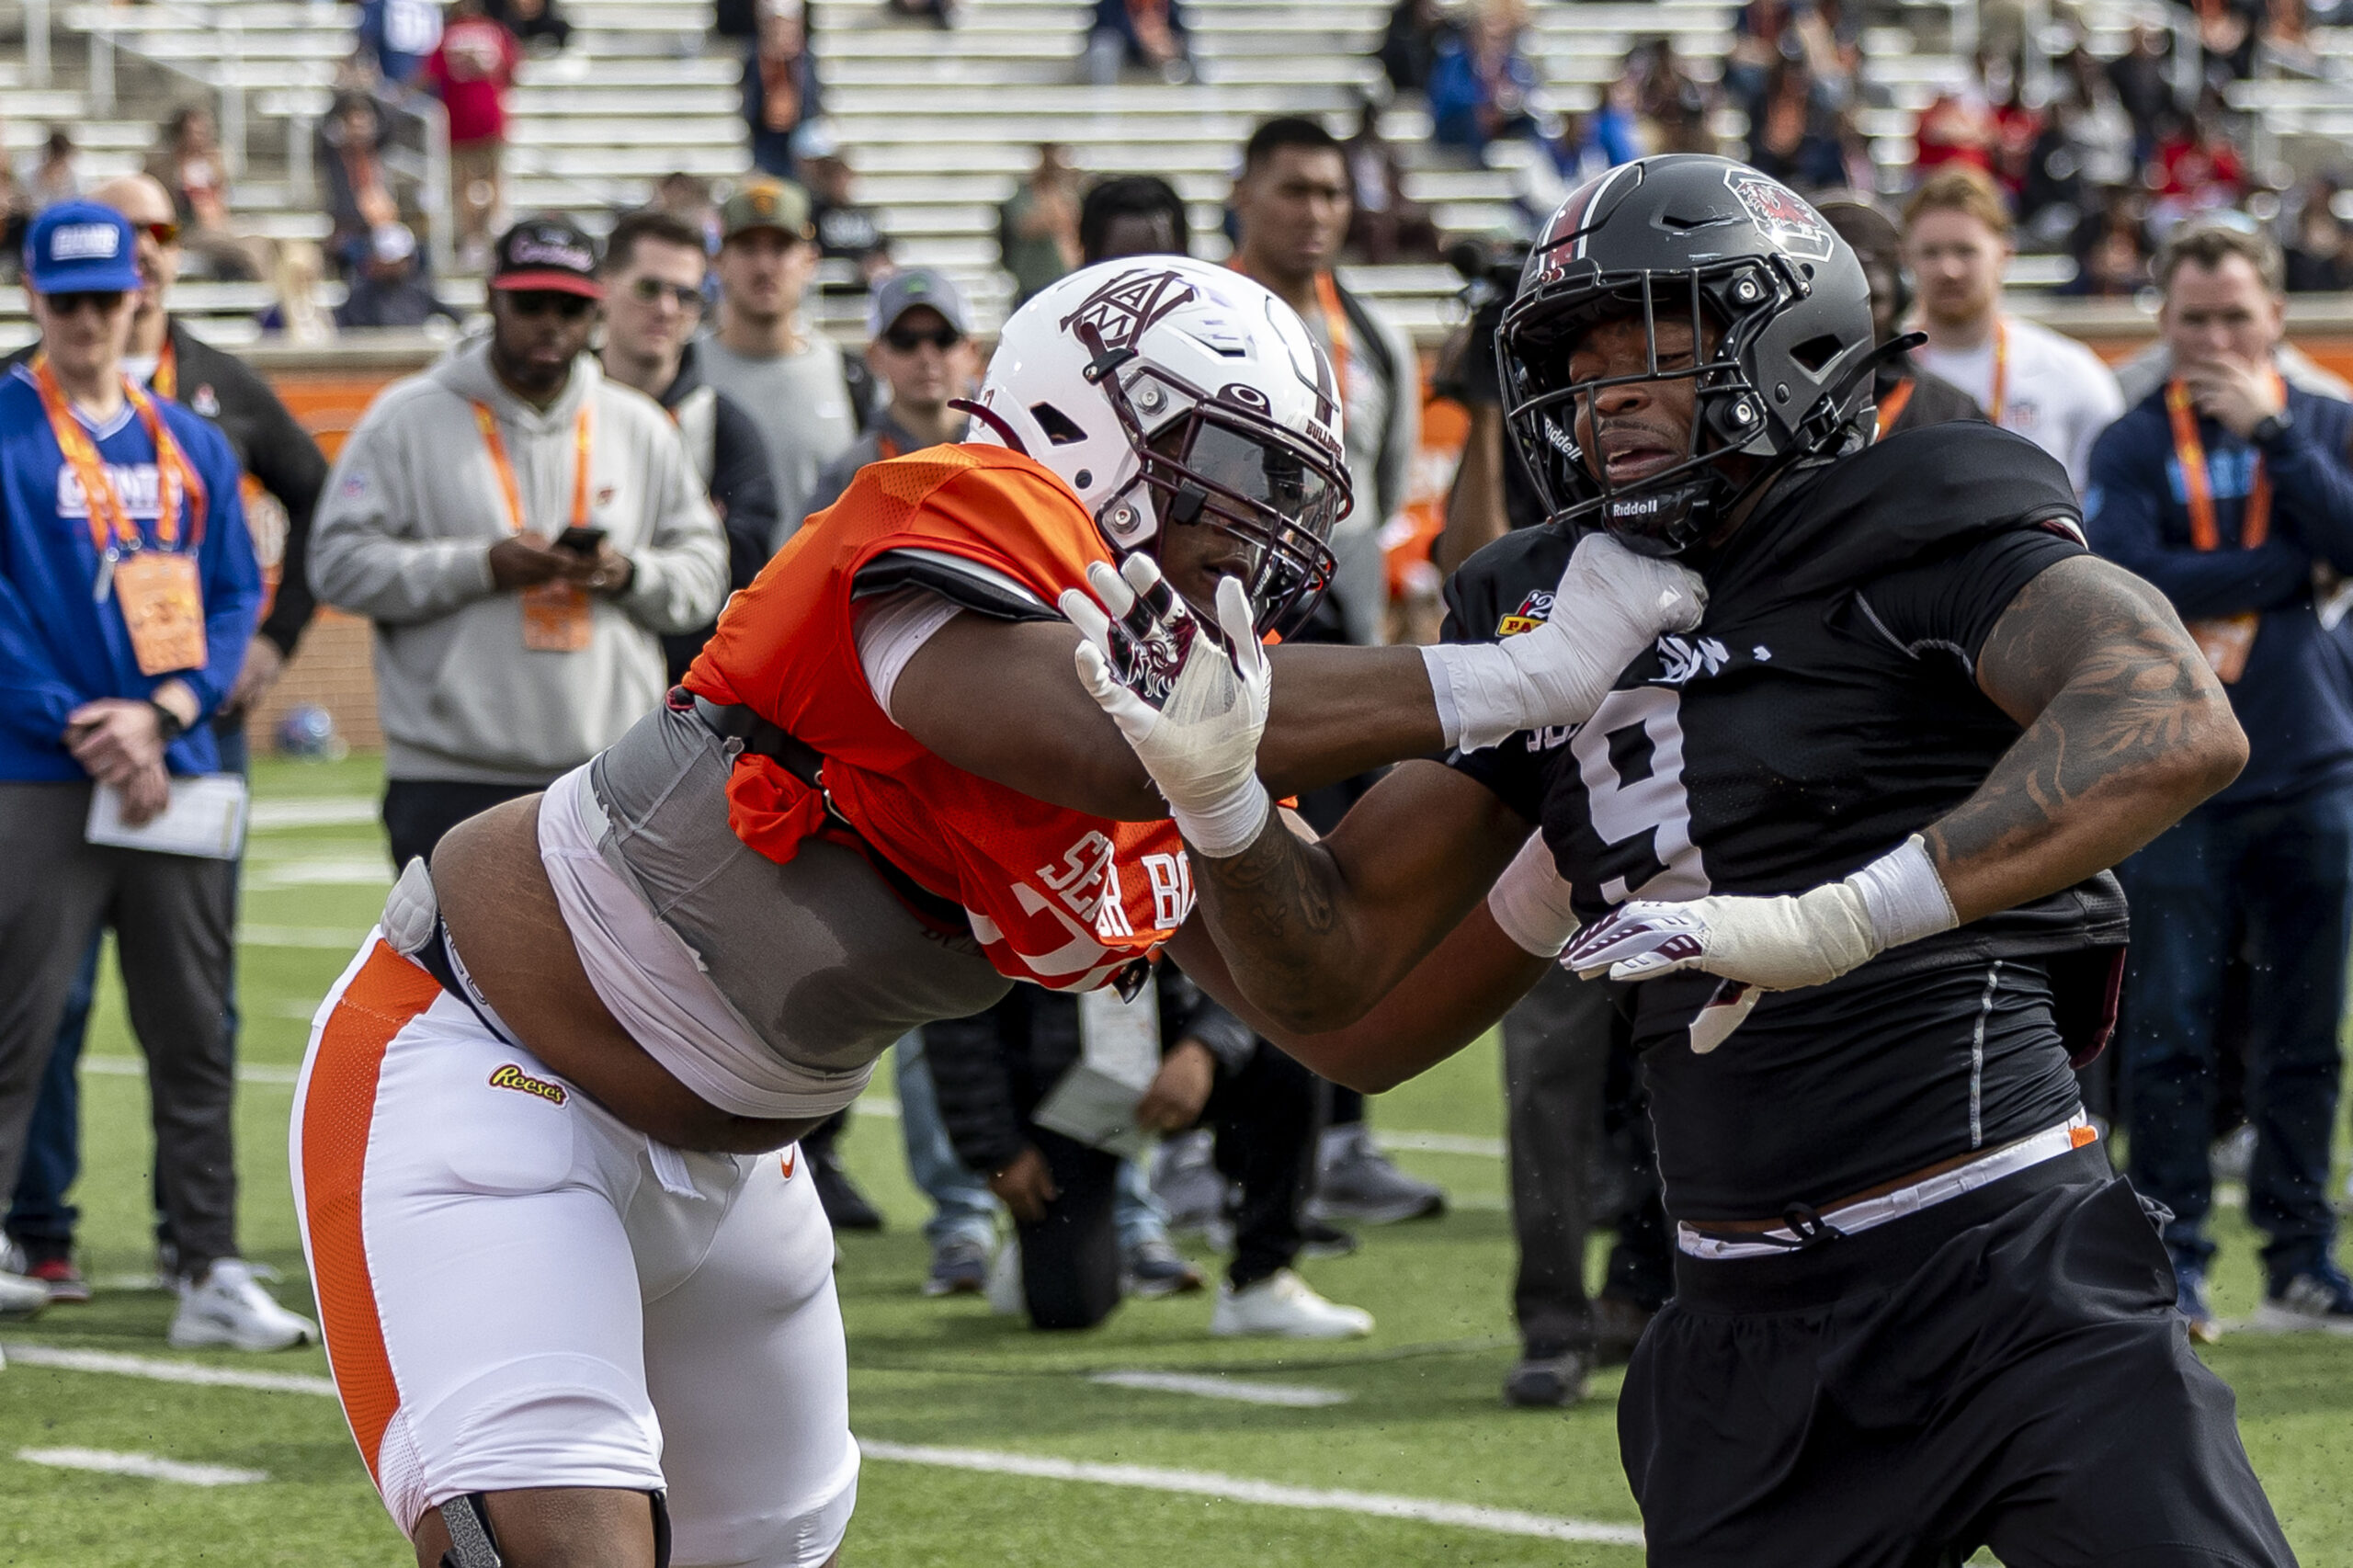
[1487,832,1583,957]
[1843,835,1959,952]
[1172,780,1272,860]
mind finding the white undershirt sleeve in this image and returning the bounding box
[853,587,965,723]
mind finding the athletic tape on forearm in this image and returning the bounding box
[1844,834,1958,952]
[1173,780,1272,860]
[1487,832,1583,957]
[1421,639,1611,753]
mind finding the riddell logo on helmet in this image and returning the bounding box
[1724,170,1835,264]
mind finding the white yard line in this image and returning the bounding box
[243,858,392,892]
[859,1440,1644,1547]
[248,798,378,830]
[2,1346,1641,1547]
[82,1056,300,1086]
[17,1447,267,1486]
[1089,1369,1350,1407]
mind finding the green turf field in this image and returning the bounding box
[4,754,2351,1566]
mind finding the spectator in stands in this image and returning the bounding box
[653,171,722,258]
[1629,40,1717,156]
[318,93,407,278]
[792,120,892,289]
[1078,174,1189,262]
[2286,187,2353,291]
[744,1,820,180]
[336,223,463,328]
[4,176,334,1313]
[2109,24,2180,161]
[926,967,1362,1337]
[1912,81,1997,178]
[1427,0,1540,161]
[2152,105,2249,229]
[1086,0,1192,86]
[358,0,443,85]
[24,128,82,209]
[2059,210,2153,299]
[0,202,307,1347]
[260,238,337,344]
[804,268,975,519]
[424,0,521,267]
[1818,198,1984,436]
[143,107,264,283]
[488,0,573,54]
[310,215,728,869]
[698,178,861,547]
[1745,57,1845,191]
[1228,116,1441,1226]
[0,116,30,283]
[1722,0,1790,115]
[2059,47,2141,190]
[1378,0,1457,96]
[2086,217,2353,1339]
[997,143,1083,308]
[596,207,779,682]
[1341,100,1442,265]
[1904,165,2123,492]
[2194,0,2264,85]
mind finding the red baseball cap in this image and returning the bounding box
[490,215,603,300]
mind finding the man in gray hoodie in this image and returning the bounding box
[312,215,728,869]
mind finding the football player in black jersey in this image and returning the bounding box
[1075,155,2290,1567]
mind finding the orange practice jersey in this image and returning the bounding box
[685,445,1194,993]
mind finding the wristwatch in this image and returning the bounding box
[2250,406,2294,448]
[149,699,187,744]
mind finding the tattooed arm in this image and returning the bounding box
[1927,553,2246,922]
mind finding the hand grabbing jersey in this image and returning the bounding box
[1062,555,1272,858]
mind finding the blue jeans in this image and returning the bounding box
[2118,785,2353,1287]
[6,722,248,1256]
[892,1034,1169,1255]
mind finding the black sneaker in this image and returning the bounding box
[1503,1345,1592,1408]
[812,1152,883,1232]
[923,1238,991,1297]
[1121,1237,1207,1299]
[1148,1131,1231,1235]
[1298,1219,1358,1259]
[1310,1125,1446,1226]
[2254,1263,2353,1335]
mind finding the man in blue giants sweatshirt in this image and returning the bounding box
[2086,215,2353,1340]
[0,201,310,1352]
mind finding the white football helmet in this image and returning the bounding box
[963,256,1352,639]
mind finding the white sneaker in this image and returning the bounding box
[985,1239,1025,1316]
[167,1259,319,1351]
[1210,1268,1373,1339]
[0,1267,47,1320]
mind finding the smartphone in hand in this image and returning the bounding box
[556,527,608,554]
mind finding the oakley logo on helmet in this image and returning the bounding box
[1062,268,1199,355]
[1724,171,1836,264]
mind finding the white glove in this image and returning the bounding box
[1061,555,1271,858]
[1424,531,1708,752]
[1562,835,1958,994]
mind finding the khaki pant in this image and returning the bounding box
[451,138,504,256]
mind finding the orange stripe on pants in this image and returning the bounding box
[301,940,442,1483]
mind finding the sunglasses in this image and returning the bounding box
[628,276,705,310]
[44,290,128,317]
[882,324,963,353]
[141,221,181,246]
[506,290,597,320]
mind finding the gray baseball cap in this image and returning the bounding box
[868,267,970,339]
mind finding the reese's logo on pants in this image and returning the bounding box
[487,1062,567,1106]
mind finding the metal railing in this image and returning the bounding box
[73,0,249,177]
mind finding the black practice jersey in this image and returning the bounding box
[1444,423,2129,1221]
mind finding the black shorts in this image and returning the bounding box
[1620,1144,2295,1568]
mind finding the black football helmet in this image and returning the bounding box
[1498,155,1879,555]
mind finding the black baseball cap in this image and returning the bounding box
[492,215,603,300]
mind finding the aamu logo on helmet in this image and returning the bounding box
[1723,170,1836,265]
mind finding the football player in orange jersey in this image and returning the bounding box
[290,256,1703,1568]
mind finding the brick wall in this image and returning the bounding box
[242,608,382,755]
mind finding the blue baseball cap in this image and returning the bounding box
[25,201,142,294]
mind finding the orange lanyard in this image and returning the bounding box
[1230,258,1354,407]
[32,355,204,563]
[472,401,592,536]
[876,432,902,461]
[1984,319,2008,425]
[2165,377,2277,551]
[1873,377,1915,440]
[151,336,176,401]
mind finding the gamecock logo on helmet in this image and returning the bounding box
[1061,268,1199,354]
[1724,170,1836,263]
